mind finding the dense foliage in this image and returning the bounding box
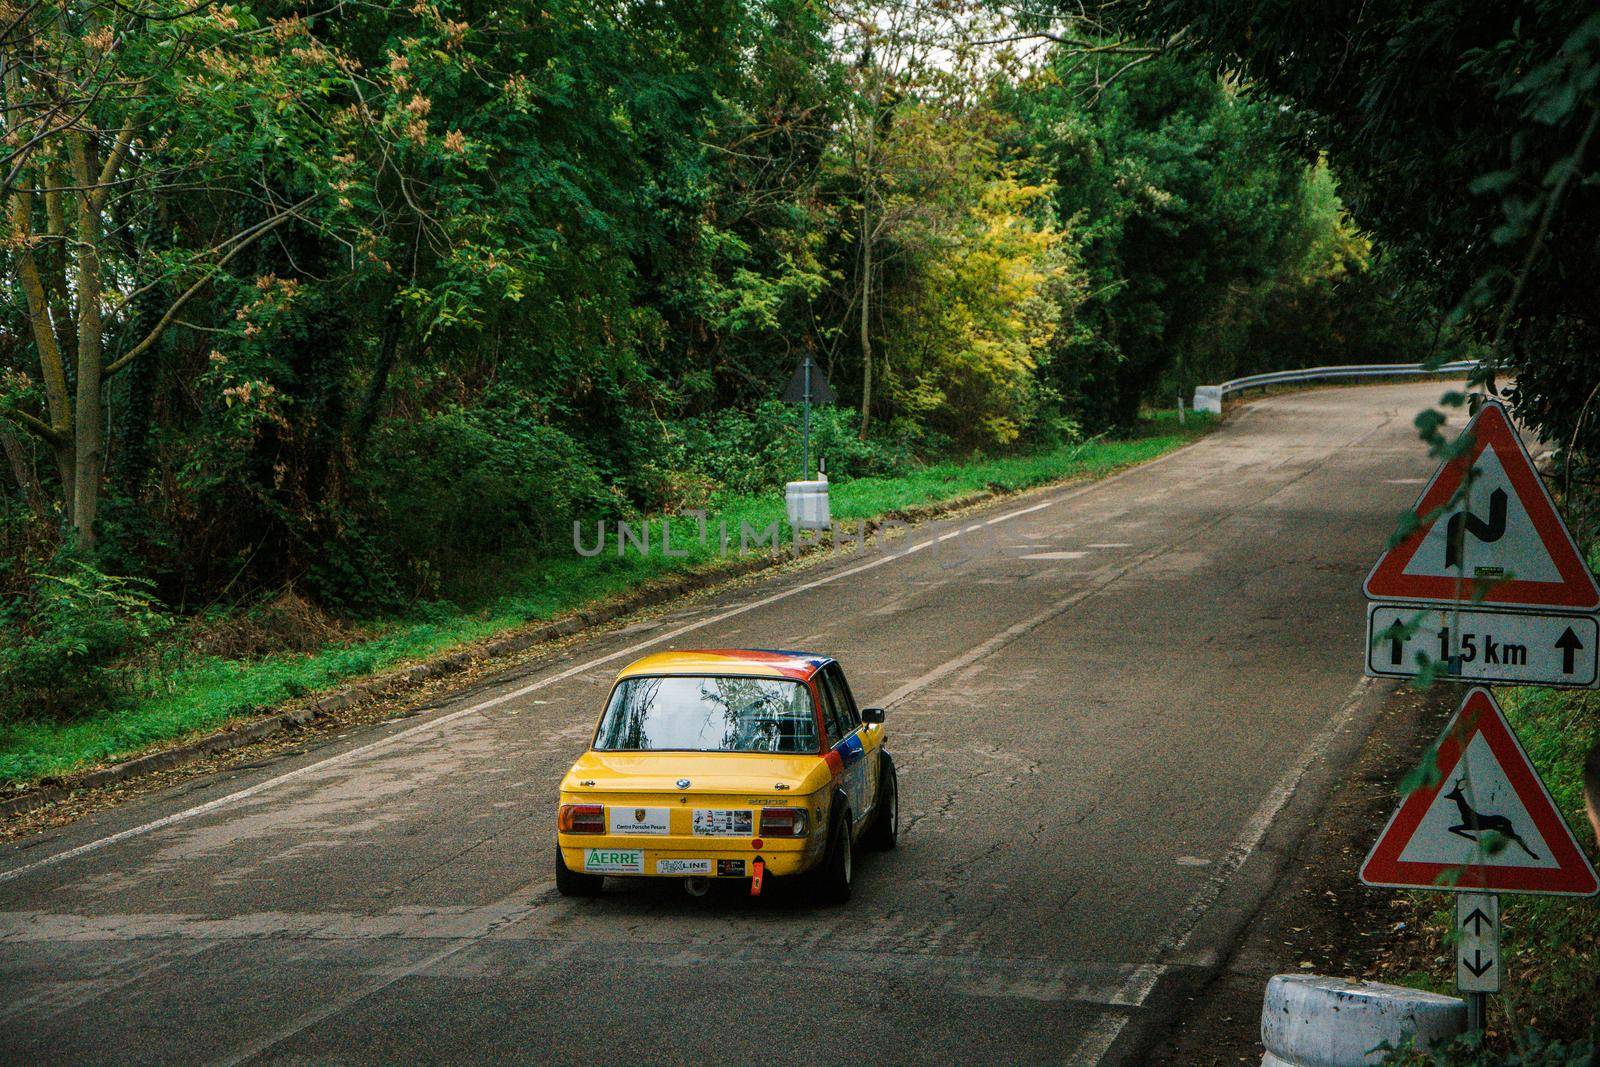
[1087,0,1600,458]
[1,0,1421,718]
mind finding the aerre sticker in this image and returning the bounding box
[584,849,643,873]
[693,810,754,836]
[657,858,712,875]
[717,859,746,877]
[608,806,671,835]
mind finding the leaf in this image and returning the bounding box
[1468,170,1517,195]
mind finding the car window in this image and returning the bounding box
[594,675,819,753]
[817,677,850,744]
[825,665,861,728]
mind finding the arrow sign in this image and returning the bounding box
[1365,603,1600,688]
[1362,688,1600,896]
[1383,619,1407,666]
[1455,893,1501,993]
[1556,626,1583,674]
[1364,400,1600,610]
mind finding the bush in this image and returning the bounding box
[669,401,911,499]
[1382,1031,1596,1065]
[0,557,172,721]
[358,398,615,592]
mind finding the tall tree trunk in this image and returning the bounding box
[0,428,48,523]
[8,190,76,508]
[69,134,105,548]
[858,201,873,439]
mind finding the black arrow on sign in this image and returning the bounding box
[1461,907,1492,936]
[1383,621,1407,665]
[1462,949,1494,978]
[1556,626,1584,674]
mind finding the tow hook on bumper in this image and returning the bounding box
[751,858,765,897]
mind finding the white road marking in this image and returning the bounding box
[211,881,543,1067]
[1087,542,1132,549]
[1066,1013,1129,1066]
[877,542,1171,711]
[0,442,1200,887]
[1055,673,1379,1065]
[1107,962,1167,1007]
[1170,676,1376,957]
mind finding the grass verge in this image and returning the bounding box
[0,412,1212,787]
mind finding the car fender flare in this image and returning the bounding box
[829,787,852,842]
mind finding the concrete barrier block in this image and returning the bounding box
[1260,974,1466,1066]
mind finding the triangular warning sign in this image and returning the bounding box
[1361,687,1598,896]
[1364,399,1600,610]
[781,356,835,404]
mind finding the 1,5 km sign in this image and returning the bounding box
[1367,604,1599,688]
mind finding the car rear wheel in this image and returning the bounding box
[809,805,853,905]
[555,846,604,897]
[864,751,898,851]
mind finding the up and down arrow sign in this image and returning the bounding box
[1455,893,1501,993]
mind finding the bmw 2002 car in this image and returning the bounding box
[556,649,897,902]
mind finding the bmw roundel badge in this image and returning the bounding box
[676,779,691,789]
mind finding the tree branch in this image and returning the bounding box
[104,196,315,377]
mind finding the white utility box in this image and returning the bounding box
[785,479,830,531]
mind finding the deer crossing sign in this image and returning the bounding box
[1360,688,1598,896]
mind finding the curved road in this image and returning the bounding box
[0,382,1465,1065]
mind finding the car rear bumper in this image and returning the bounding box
[558,838,819,879]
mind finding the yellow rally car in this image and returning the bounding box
[556,649,897,902]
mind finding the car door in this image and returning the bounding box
[820,664,873,829]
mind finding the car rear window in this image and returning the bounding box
[594,675,819,754]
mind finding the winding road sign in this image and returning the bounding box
[1366,603,1600,688]
[1364,400,1600,611]
[1361,688,1599,896]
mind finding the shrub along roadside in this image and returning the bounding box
[1376,685,1600,1062]
[0,413,1210,788]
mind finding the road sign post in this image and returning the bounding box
[1455,892,1499,1035]
[782,355,835,481]
[1361,398,1600,1039]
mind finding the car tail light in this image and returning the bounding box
[558,804,604,834]
[759,807,809,837]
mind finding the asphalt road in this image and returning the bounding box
[0,382,1466,1065]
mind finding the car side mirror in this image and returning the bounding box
[862,707,885,725]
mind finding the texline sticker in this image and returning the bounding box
[584,848,643,873]
[657,858,712,875]
[693,810,754,836]
[608,806,671,835]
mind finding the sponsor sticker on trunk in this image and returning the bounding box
[608,806,671,835]
[584,848,643,873]
[656,858,712,875]
[717,859,746,877]
[693,809,754,836]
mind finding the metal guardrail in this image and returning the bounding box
[1192,360,1482,414]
